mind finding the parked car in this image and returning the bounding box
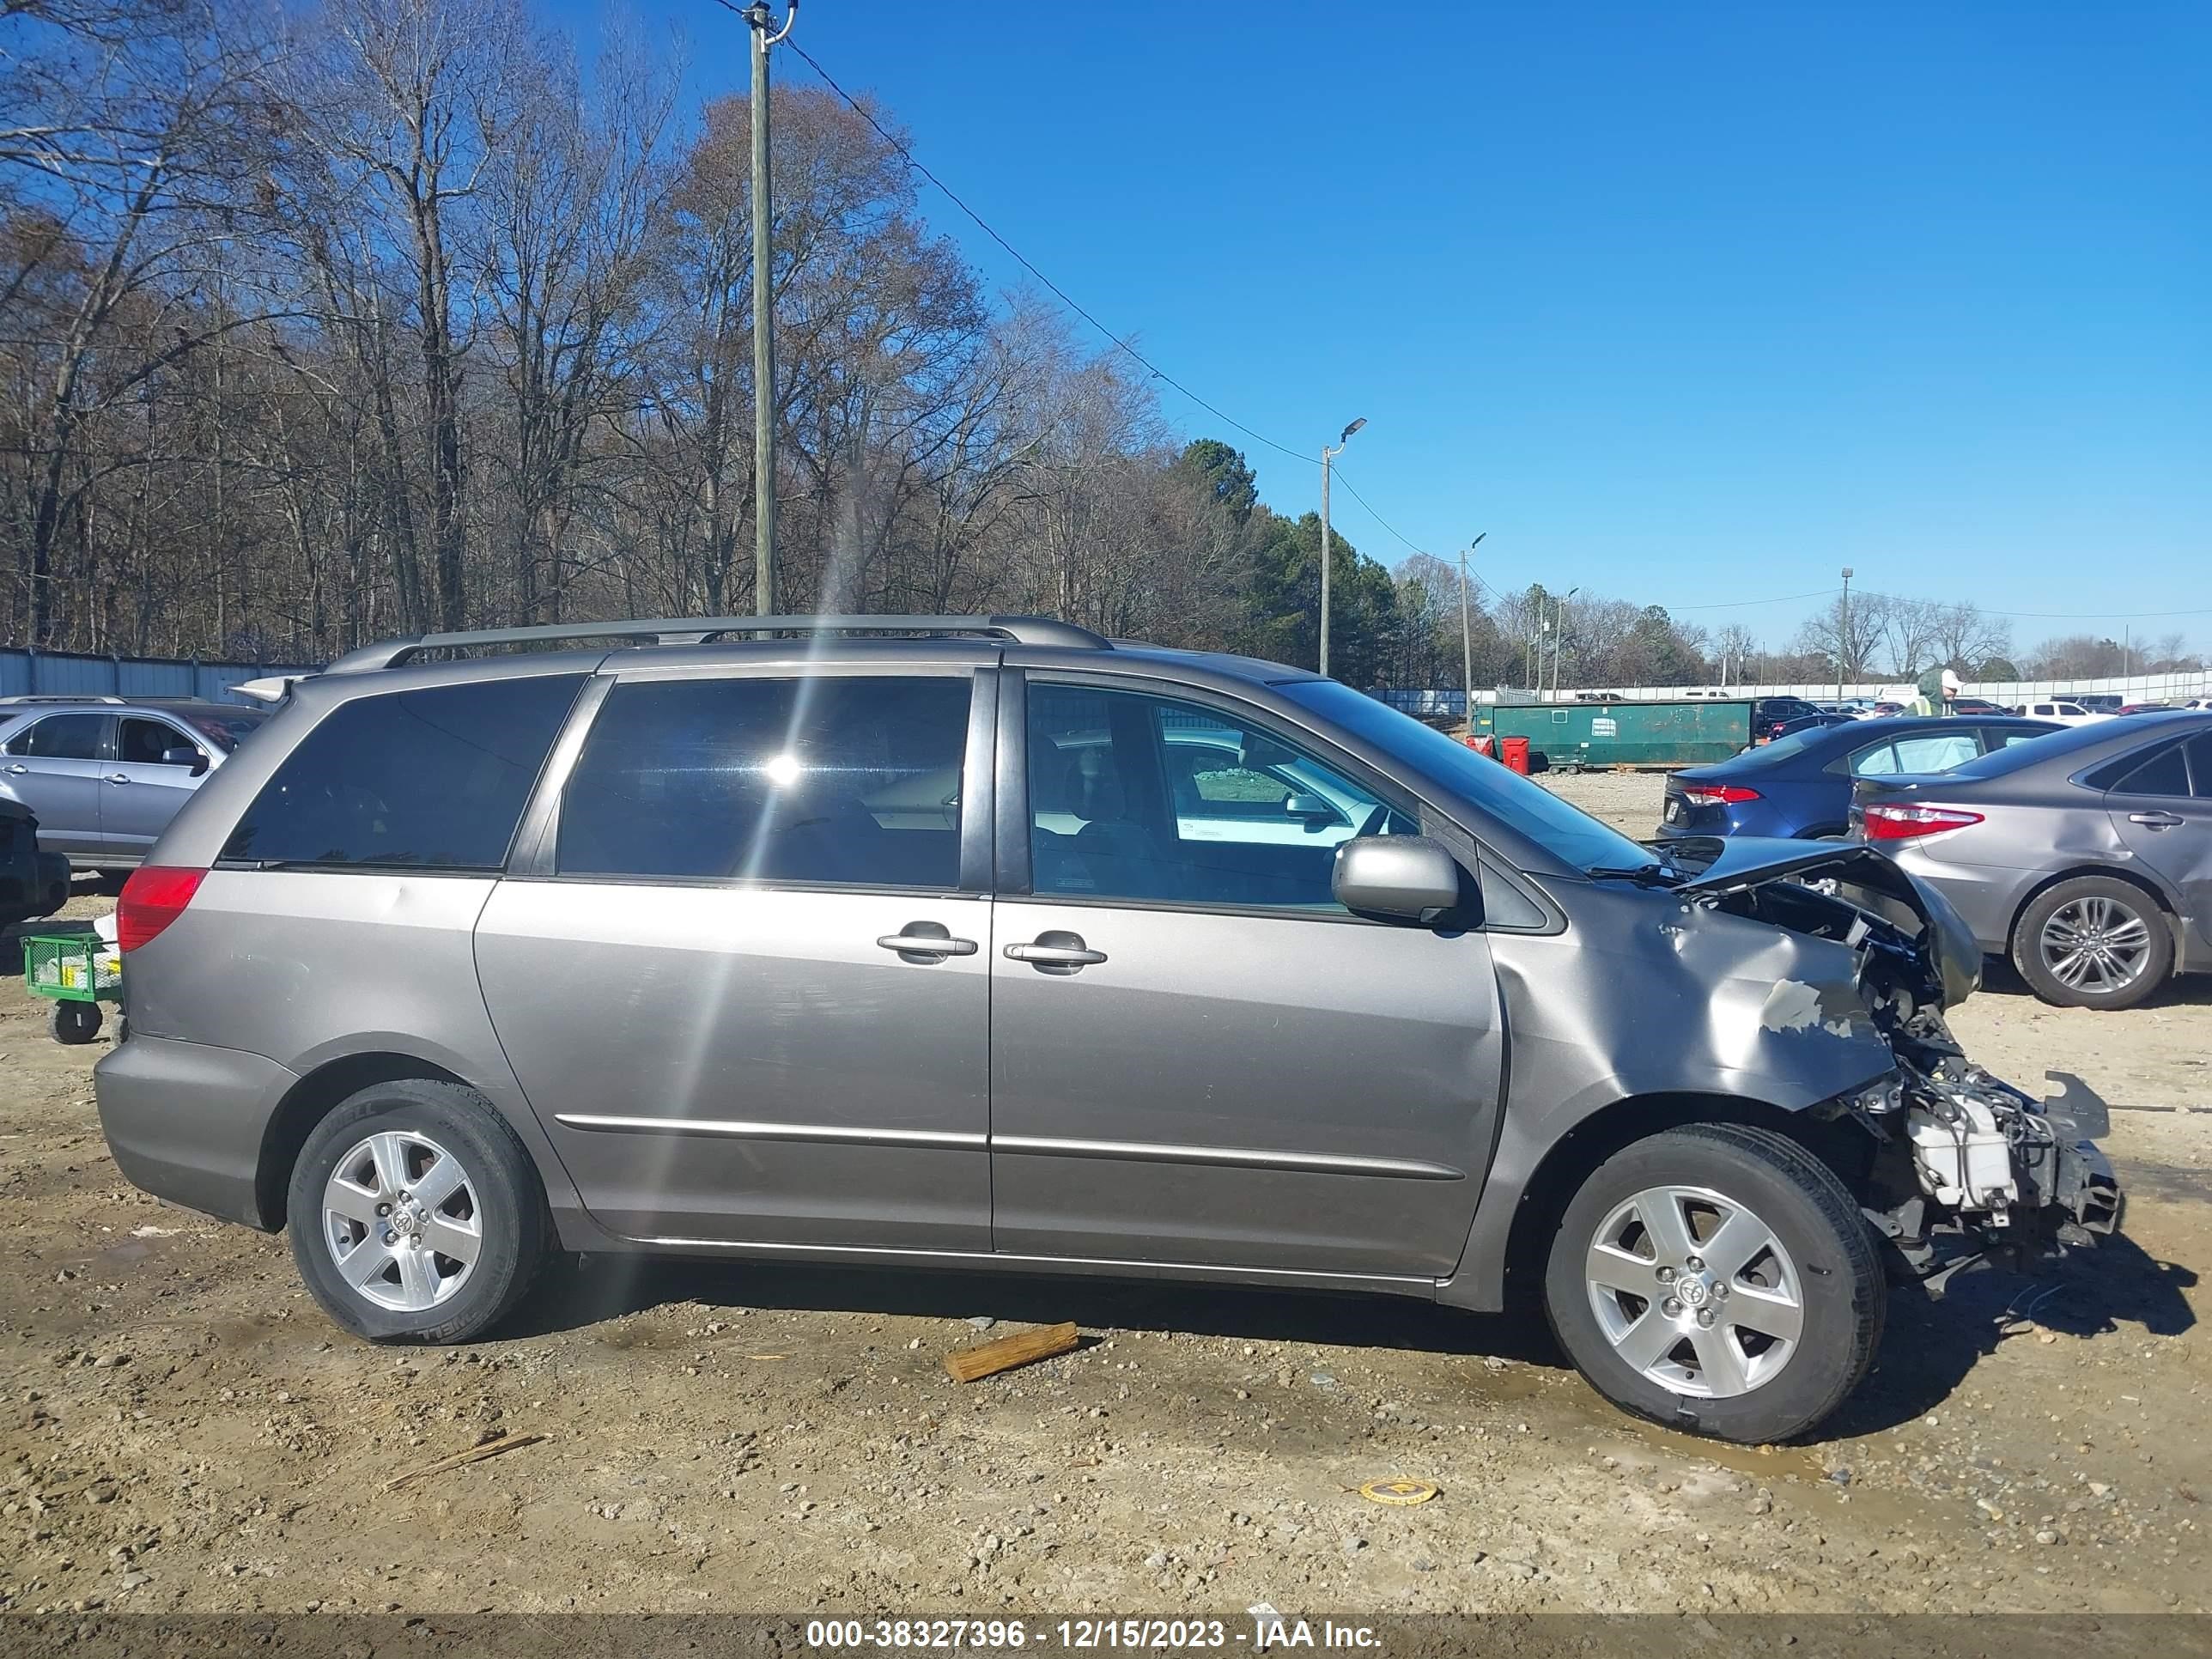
[1750,696,1825,742]
[1949,697,2006,717]
[0,696,269,871]
[1849,711,2212,1009]
[2010,699,2110,726]
[1659,716,2063,843]
[94,614,2123,1445]
[2117,702,2172,716]
[2073,695,2126,715]
[0,795,72,928]
[1868,701,1907,718]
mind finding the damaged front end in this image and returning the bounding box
[1670,838,2125,1287]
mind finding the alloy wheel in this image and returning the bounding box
[320,1130,482,1312]
[1584,1183,1802,1397]
[2039,895,2152,995]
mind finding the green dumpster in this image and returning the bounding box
[1471,700,1754,769]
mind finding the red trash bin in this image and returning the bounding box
[1500,736,1531,775]
[1463,733,1495,757]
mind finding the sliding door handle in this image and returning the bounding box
[876,923,978,962]
[1005,933,1107,973]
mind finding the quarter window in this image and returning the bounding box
[1024,684,1415,911]
[557,676,971,887]
[2113,743,2190,798]
[3,713,105,759]
[222,675,584,870]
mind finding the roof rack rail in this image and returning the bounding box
[0,693,128,705]
[324,614,1111,676]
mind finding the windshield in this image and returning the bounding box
[1734,726,1832,765]
[1283,683,1653,874]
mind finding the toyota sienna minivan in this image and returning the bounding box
[94,616,2122,1443]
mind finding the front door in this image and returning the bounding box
[0,711,111,856]
[988,678,1504,1279]
[476,667,994,1249]
[2106,730,2212,963]
[103,715,210,859]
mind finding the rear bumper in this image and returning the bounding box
[94,1035,297,1230]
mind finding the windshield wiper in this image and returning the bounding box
[1586,861,1685,888]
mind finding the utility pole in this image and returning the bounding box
[1458,532,1486,734]
[1838,566,1853,703]
[1317,417,1365,676]
[744,0,798,615]
[1553,586,1580,700]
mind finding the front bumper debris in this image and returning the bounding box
[1864,1065,2123,1289]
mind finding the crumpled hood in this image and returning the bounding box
[1662,835,1984,1009]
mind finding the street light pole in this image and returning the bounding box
[1838,566,1854,703]
[744,0,798,615]
[1458,532,1486,733]
[1317,417,1365,677]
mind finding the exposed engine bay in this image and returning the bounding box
[1672,838,2126,1286]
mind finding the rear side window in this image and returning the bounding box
[3,713,106,759]
[557,676,971,887]
[222,676,584,870]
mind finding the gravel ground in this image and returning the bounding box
[2,782,2205,1617]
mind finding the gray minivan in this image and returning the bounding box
[94,617,2123,1443]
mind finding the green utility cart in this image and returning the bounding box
[1473,699,1755,769]
[21,932,121,1046]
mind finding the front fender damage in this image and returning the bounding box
[1686,855,2126,1286]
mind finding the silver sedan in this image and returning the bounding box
[1849,711,2212,1009]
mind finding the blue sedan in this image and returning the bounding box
[1655,715,2064,842]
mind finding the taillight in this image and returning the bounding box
[1863,803,1984,842]
[117,866,206,952]
[1680,783,1763,806]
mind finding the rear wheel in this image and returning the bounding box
[2012,876,2170,1010]
[288,1079,549,1344]
[1544,1122,1884,1443]
[48,1000,101,1045]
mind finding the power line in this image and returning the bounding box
[782,40,1316,470]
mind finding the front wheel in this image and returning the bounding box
[287,1079,550,1344]
[1544,1122,1884,1443]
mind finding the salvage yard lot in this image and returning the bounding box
[1,769,2205,1616]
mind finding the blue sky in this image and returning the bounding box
[560,1,2209,653]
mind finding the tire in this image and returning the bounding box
[1544,1122,1884,1444]
[48,1000,102,1045]
[287,1079,550,1344]
[2011,876,2172,1011]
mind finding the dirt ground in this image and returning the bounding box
[2,775,2206,1618]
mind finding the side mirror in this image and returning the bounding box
[1332,835,1473,927]
[161,746,209,776]
[1282,793,1341,832]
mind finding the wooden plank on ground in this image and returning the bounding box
[942,1321,1079,1382]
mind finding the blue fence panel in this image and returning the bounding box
[0,647,321,706]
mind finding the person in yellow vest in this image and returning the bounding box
[1908,666,1962,717]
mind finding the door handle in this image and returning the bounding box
[875,923,978,961]
[3,763,26,775]
[1004,932,1107,973]
[106,773,131,785]
[2128,811,2184,829]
